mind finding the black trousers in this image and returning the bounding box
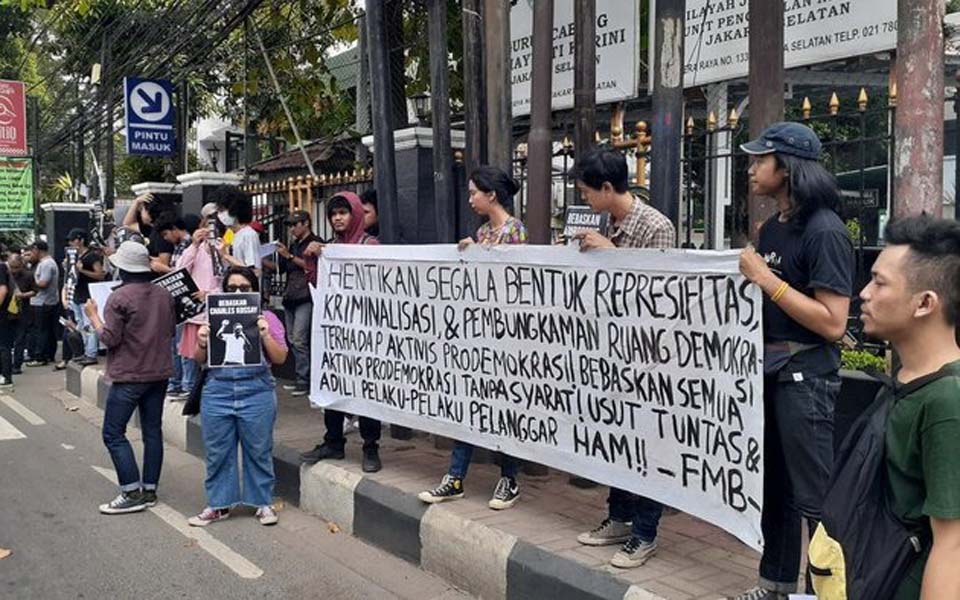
[323,409,380,451]
[0,316,13,382]
[12,309,31,368]
[29,305,58,362]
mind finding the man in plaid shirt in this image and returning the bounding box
[571,149,676,570]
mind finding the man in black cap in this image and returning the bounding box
[66,228,105,365]
[276,210,323,397]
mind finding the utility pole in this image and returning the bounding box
[366,0,401,243]
[103,31,114,208]
[651,0,684,236]
[573,0,596,175]
[427,0,456,243]
[526,0,554,244]
[483,0,512,174]
[462,0,486,174]
[242,17,250,184]
[894,0,945,217]
[746,0,784,240]
[356,18,371,165]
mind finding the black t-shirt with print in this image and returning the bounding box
[139,223,175,258]
[757,208,854,374]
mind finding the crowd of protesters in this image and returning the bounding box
[3,121,958,600]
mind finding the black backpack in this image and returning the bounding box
[809,373,931,600]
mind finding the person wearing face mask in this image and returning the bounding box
[212,186,261,275]
[418,166,526,511]
[300,191,382,473]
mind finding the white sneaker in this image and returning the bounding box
[610,537,657,568]
[577,518,633,546]
[256,505,278,526]
[187,507,230,527]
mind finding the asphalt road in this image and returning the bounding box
[0,366,470,600]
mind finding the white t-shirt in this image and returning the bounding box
[231,226,261,270]
[222,333,247,365]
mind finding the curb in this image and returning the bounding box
[66,364,666,600]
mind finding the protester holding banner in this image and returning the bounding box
[418,166,527,510]
[567,149,675,569]
[66,228,104,366]
[153,215,196,400]
[84,241,176,514]
[277,210,323,398]
[300,191,383,473]
[188,267,288,527]
[731,123,853,600]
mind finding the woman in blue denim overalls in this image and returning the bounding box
[188,267,289,527]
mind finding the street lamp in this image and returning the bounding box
[208,142,221,172]
[411,92,431,126]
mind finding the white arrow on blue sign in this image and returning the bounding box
[124,76,175,157]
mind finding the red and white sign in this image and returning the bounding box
[0,80,28,156]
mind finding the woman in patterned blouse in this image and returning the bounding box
[418,165,528,510]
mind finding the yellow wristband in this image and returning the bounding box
[770,281,789,303]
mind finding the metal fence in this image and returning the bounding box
[240,169,374,297]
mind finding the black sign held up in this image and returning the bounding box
[206,292,261,368]
[152,269,204,324]
[563,205,610,242]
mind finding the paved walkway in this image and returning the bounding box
[275,391,762,600]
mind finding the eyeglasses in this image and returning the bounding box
[225,285,253,293]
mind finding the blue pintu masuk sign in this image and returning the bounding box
[124,76,175,156]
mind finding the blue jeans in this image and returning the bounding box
[200,366,277,508]
[284,301,312,386]
[608,488,664,543]
[448,441,518,480]
[167,325,197,392]
[102,381,166,492]
[759,371,839,594]
[70,301,99,359]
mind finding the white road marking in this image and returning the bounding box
[0,414,26,441]
[61,443,75,450]
[91,466,264,579]
[0,395,46,426]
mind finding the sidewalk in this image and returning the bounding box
[65,363,760,600]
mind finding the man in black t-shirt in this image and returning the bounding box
[66,228,105,365]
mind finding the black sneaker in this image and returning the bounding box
[300,443,345,464]
[290,384,309,397]
[99,490,148,514]
[417,475,465,504]
[362,448,382,473]
[142,490,158,507]
[727,588,788,600]
[488,476,520,510]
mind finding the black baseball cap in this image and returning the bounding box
[740,121,822,160]
[65,228,89,242]
[285,210,311,225]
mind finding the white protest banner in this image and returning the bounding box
[310,245,765,550]
[510,0,640,116]
[682,0,897,87]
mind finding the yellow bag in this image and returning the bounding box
[809,522,847,600]
[6,290,19,316]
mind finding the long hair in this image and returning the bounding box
[469,166,520,215]
[775,153,840,228]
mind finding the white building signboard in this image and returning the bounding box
[510,0,640,116]
[683,0,898,88]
